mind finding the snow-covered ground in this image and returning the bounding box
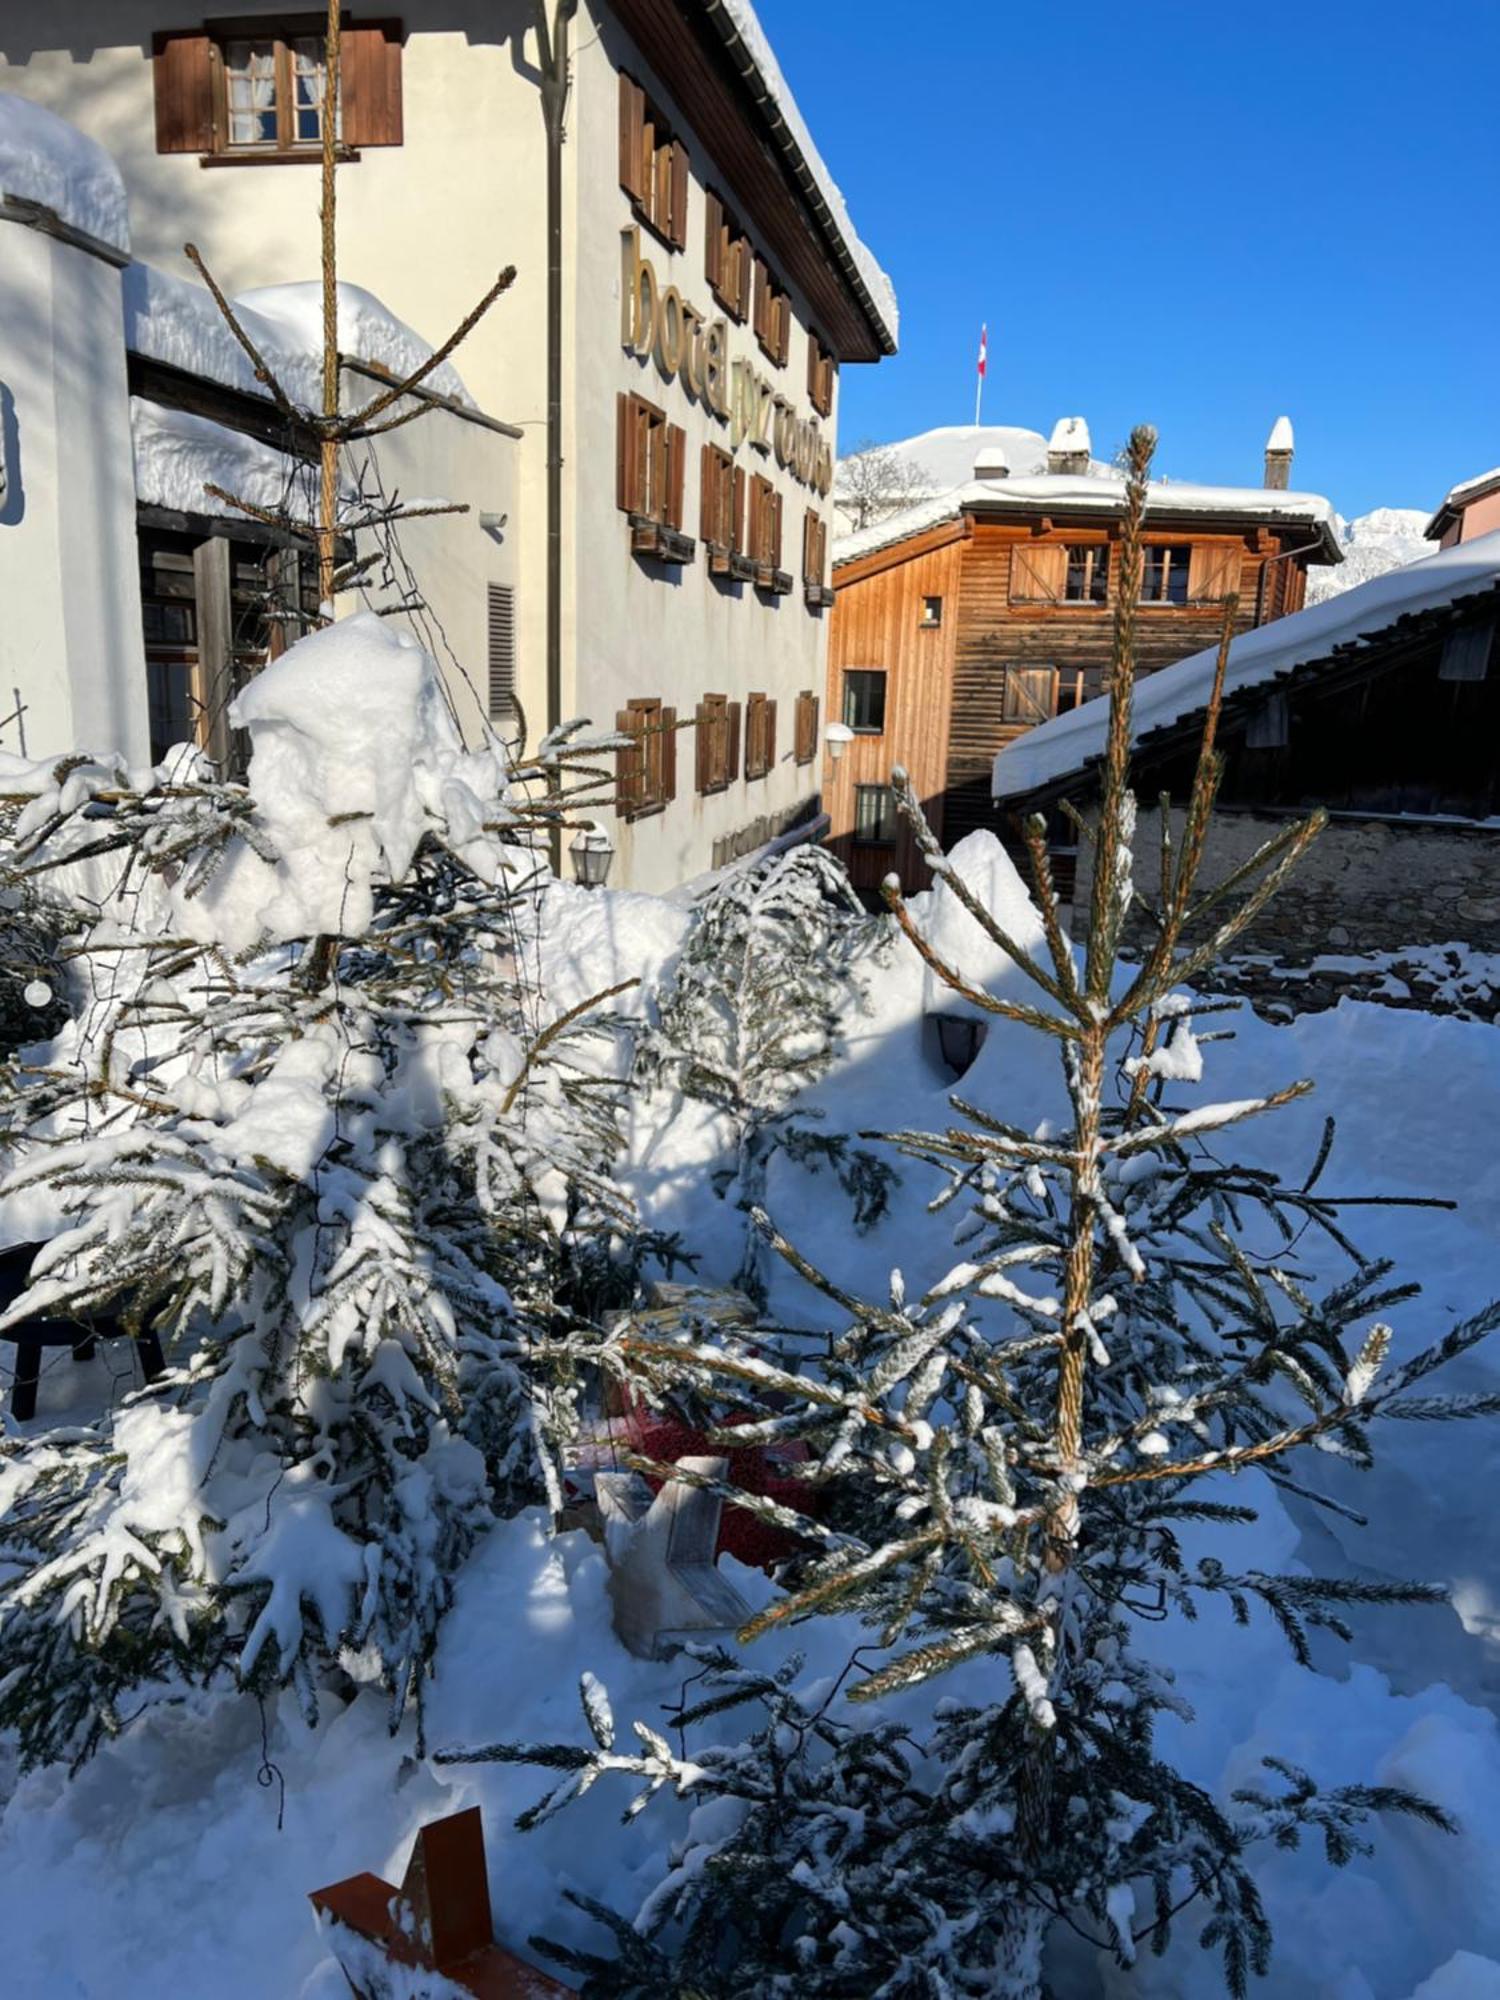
[1307,507,1433,604]
[2,844,1499,1998]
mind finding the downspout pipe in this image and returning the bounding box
[536,0,577,871]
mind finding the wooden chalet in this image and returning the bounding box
[824,418,1341,896]
[991,530,1500,961]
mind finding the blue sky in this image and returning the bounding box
[754,0,1500,519]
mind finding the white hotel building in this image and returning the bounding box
[0,2,897,891]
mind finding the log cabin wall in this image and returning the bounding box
[941,519,1302,852]
[823,523,966,896]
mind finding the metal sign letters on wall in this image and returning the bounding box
[621,227,834,497]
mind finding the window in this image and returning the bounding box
[1064,545,1110,604]
[619,73,688,250]
[920,594,943,629]
[794,690,819,765]
[1056,668,1088,713]
[802,509,830,602]
[616,696,677,818]
[1439,622,1494,682]
[487,583,516,724]
[753,258,791,368]
[700,445,742,568]
[853,785,897,846]
[842,669,886,734]
[748,475,785,581]
[705,192,752,321]
[618,394,688,553]
[695,693,741,794]
[745,692,777,780]
[807,331,835,417]
[1140,543,1192,606]
[139,528,319,767]
[1003,667,1058,725]
[152,23,403,159]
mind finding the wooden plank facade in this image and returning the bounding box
[825,499,1320,895]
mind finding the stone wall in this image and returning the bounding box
[1070,805,1500,957]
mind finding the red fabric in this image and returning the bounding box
[977,324,988,376]
[620,1402,820,1571]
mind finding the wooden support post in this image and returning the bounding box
[192,535,235,770]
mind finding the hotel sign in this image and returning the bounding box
[621,227,834,497]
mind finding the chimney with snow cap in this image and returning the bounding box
[1047,416,1092,476]
[1264,416,1295,491]
[974,442,1010,481]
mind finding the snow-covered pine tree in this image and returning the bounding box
[638,844,895,1304]
[0,615,636,1770]
[463,428,1500,1998]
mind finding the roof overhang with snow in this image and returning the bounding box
[1425,467,1500,543]
[990,529,1500,812]
[614,0,897,360]
[835,474,1343,574]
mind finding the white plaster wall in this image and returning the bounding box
[0,222,149,764]
[339,384,519,744]
[567,0,837,894]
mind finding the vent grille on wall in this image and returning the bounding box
[487,583,516,719]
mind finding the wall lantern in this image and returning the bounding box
[824,721,854,764]
[932,1012,987,1078]
[569,822,614,889]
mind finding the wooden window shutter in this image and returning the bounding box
[705,192,723,290]
[727,700,742,782]
[618,74,647,203]
[770,490,784,569]
[153,32,215,155]
[616,708,642,816]
[668,142,689,249]
[666,426,686,531]
[699,445,715,544]
[732,467,746,554]
[695,699,712,791]
[1010,543,1068,602]
[753,258,769,343]
[486,583,515,719]
[616,394,634,513]
[764,697,777,768]
[1188,542,1241,601]
[341,21,404,147]
[660,706,678,802]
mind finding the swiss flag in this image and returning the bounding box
[977,323,988,379]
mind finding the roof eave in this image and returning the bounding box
[696,0,897,358]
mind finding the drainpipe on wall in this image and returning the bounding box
[534,0,578,872]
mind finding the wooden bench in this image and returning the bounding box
[0,1244,165,1422]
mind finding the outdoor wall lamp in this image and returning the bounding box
[824,721,854,764]
[569,823,614,889]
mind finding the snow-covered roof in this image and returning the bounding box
[835,425,1054,503]
[702,0,897,352]
[835,470,1343,569]
[124,263,474,413]
[130,398,331,525]
[236,282,474,408]
[0,89,129,256]
[1425,466,1500,540]
[991,528,1500,805]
